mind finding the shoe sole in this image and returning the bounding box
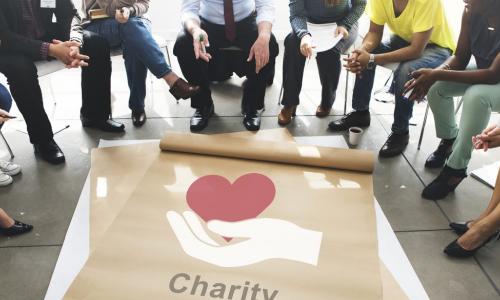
[34,152,66,165]
[0,176,13,187]
[3,167,21,176]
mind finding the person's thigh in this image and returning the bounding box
[394,46,451,88]
[85,19,122,48]
[466,83,500,112]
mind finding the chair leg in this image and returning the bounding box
[278,83,284,106]
[455,97,464,115]
[0,131,14,159]
[166,45,172,66]
[418,103,430,150]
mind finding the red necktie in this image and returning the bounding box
[224,0,236,41]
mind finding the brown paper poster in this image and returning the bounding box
[82,129,407,299]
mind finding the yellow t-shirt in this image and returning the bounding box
[367,0,456,52]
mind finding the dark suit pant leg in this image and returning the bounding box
[316,49,341,109]
[281,33,306,106]
[234,20,279,112]
[80,30,112,121]
[173,30,214,110]
[0,54,53,144]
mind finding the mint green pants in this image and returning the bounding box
[427,79,500,170]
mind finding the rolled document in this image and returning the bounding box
[160,132,375,173]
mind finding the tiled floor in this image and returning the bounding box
[0,42,499,300]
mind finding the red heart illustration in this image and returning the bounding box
[186,173,276,241]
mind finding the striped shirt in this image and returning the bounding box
[290,0,366,39]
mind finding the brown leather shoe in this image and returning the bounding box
[169,78,200,100]
[278,105,297,126]
[315,106,331,118]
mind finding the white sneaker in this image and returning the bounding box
[0,160,21,176]
[0,171,13,187]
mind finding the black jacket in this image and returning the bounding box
[0,0,83,61]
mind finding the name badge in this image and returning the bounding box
[40,0,56,8]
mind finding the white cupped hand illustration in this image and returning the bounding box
[166,211,323,268]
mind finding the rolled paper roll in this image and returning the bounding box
[160,132,375,173]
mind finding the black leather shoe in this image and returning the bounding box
[328,110,370,131]
[132,110,147,127]
[450,221,472,235]
[379,132,409,158]
[425,138,455,169]
[33,140,65,165]
[0,220,33,237]
[422,166,467,200]
[243,110,261,131]
[444,232,500,258]
[190,103,214,132]
[81,116,125,133]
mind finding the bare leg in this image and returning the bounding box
[0,208,15,228]
[458,169,500,250]
[467,169,500,227]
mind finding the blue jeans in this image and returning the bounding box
[352,35,451,134]
[0,83,12,129]
[86,17,171,112]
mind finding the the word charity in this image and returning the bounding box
[169,273,279,300]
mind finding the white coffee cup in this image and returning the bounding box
[348,127,364,146]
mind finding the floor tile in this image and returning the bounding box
[0,246,60,300]
[397,231,500,300]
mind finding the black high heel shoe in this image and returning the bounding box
[449,221,473,235]
[0,220,33,237]
[444,231,500,258]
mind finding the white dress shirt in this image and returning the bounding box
[181,0,275,26]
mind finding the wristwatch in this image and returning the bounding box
[367,54,376,70]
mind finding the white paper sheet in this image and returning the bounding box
[307,22,343,53]
[471,161,500,188]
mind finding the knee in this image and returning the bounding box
[284,32,299,50]
[394,63,415,89]
[269,34,279,58]
[173,31,194,57]
[83,31,111,57]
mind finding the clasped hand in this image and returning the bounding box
[473,124,500,151]
[49,39,89,68]
[343,49,370,75]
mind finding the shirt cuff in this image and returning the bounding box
[297,30,311,40]
[256,14,275,25]
[181,12,201,27]
[40,42,50,60]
